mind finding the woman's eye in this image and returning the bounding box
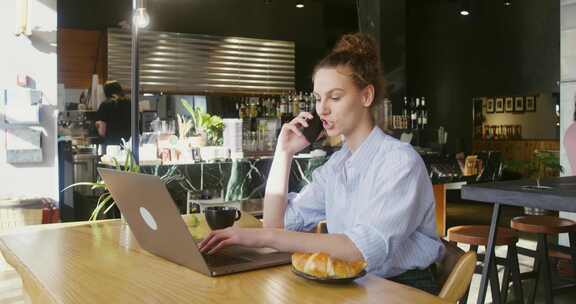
[331,96,341,101]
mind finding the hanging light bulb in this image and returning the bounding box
[133,7,150,28]
[296,2,304,8]
[504,0,512,7]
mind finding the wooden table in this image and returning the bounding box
[462,176,576,304]
[0,214,448,304]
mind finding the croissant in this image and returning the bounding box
[291,252,367,279]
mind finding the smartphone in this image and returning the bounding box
[302,111,323,144]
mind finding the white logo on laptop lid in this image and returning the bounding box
[139,207,158,231]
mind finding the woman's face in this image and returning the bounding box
[313,66,372,138]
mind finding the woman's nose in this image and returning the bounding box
[316,99,330,115]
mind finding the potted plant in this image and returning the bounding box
[176,113,193,141]
[62,149,180,221]
[180,99,224,146]
[504,150,563,215]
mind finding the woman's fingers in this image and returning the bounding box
[284,124,303,137]
[199,231,226,253]
[290,112,313,126]
[301,111,314,120]
[292,116,309,128]
[207,239,234,255]
[198,232,213,248]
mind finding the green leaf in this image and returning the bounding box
[90,193,113,221]
[210,116,223,129]
[61,182,99,192]
[180,99,195,116]
[102,197,118,215]
[123,150,130,170]
[90,182,106,190]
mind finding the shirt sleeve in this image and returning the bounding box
[343,151,436,272]
[283,162,327,232]
[96,102,109,122]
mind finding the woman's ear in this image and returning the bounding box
[361,85,375,108]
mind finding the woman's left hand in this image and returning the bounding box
[198,227,271,254]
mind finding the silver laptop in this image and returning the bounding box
[98,168,291,276]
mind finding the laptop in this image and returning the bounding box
[97,168,291,276]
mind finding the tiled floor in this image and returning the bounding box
[448,199,576,304]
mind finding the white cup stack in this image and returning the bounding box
[223,119,243,159]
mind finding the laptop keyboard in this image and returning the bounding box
[192,237,255,267]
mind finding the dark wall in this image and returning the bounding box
[380,0,406,102]
[58,0,358,92]
[407,0,559,152]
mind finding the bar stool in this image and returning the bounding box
[510,215,576,304]
[447,225,524,303]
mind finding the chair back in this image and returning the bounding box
[436,240,477,302]
[315,220,328,234]
[476,151,503,182]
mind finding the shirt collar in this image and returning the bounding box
[335,126,386,174]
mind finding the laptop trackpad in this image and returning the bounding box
[202,254,252,267]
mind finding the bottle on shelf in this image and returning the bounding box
[402,96,409,121]
[281,95,291,124]
[270,98,277,118]
[416,98,423,129]
[299,92,308,113]
[277,96,285,121]
[308,92,316,113]
[286,94,293,121]
[290,93,299,117]
[421,97,428,128]
[249,98,259,132]
[410,98,418,130]
[238,99,247,119]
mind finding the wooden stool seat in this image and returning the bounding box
[511,216,576,234]
[448,225,518,246]
[447,225,524,303]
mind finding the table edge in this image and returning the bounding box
[0,238,58,304]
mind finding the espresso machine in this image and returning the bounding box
[58,110,100,145]
[58,110,101,221]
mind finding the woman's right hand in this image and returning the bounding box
[276,112,314,156]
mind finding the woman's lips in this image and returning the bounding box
[321,119,334,130]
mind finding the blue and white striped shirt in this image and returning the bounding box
[284,126,444,277]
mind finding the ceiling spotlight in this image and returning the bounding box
[504,0,512,7]
[296,3,304,8]
[459,0,471,16]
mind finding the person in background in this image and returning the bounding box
[199,33,444,294]
[95,81,132,147]
[564,101,576,174]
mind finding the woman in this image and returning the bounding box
[199,33,444,293]
[95,80,131,147]
[564,101,576,174]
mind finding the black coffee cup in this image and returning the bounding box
[204,206,242,230]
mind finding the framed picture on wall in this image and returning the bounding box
[514,96,524,112]
[486,98,495,113]
[495,97,504,113]
[525,96,536,112]
[505,97,514,112]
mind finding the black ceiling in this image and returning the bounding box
[57,0,356,33]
